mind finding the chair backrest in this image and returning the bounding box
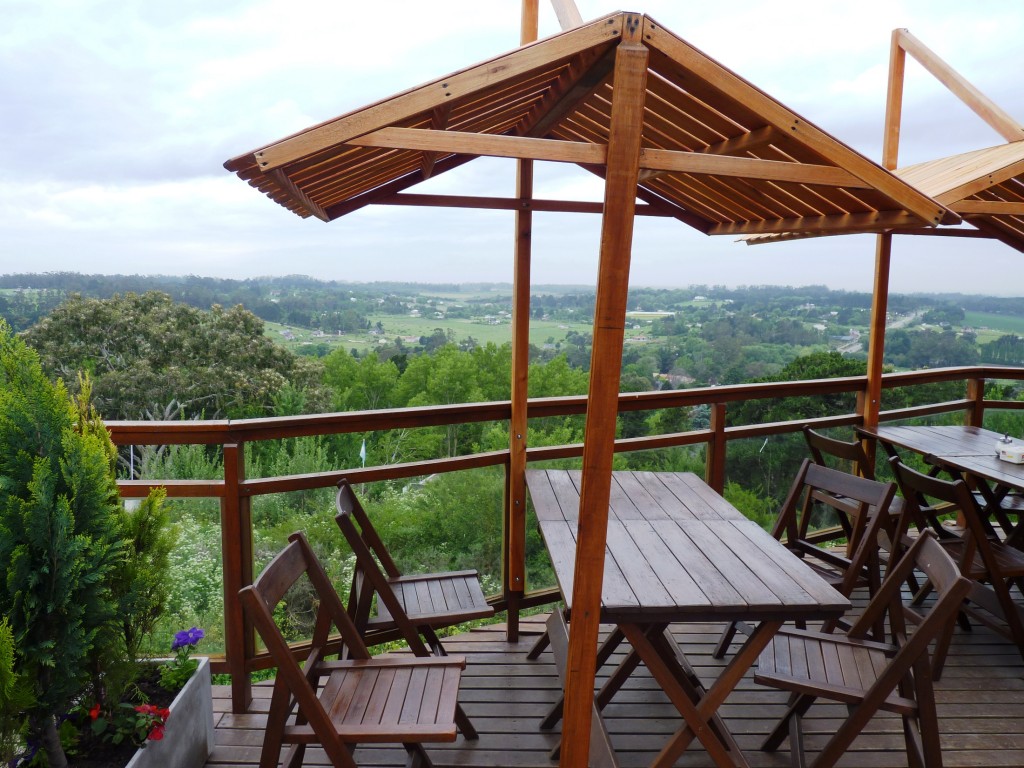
[890,457,989,559]
[335,479,432,654]
[849,529,972,652]
[803,425,875,479]
[238,532,370,768]
[774,458,898,595]
[336,479,402,578]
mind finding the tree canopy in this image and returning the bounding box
[24,291,326,420]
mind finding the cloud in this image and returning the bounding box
[1,0,1022,295]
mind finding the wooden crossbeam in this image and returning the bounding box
[346,127,873,190]
[378,192,673,216]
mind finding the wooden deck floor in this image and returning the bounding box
[206,607,1024,768]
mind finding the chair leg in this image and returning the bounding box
[526,630,550,660]
[712,620,752,659]
[404,743,434,768]
[455,703,479,740]
[761,693,816,753]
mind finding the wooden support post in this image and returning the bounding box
[221,443,254,713]
[966,377,986,427]
[521,0,539,44]
[883,30,907,170]
[860,233,893,470]
[505,166,533,641]
[503,0,540,645]
[706,402,727,494]
[560,23,647,768]
[862,233,892,428]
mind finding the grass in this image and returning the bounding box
[264,315,597,354]
[963,311,1024,334]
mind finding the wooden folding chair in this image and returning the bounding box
[714,459,898,657]
[892,458,1024,677]
[756,530,973,768]
[803,425,905,537]
[335,478,494,739]
[238,531,465,768]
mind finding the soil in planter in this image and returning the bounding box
[67,668,176,768]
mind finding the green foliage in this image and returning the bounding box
[0,618,34,765]
[111,488,176,663]
[23,291,326,421]
[722,481,778,530]
[0,321,124,764]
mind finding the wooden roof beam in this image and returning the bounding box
[894,29,1024,144]
[550,0,583,31]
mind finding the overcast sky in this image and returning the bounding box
[2,0,1022,295]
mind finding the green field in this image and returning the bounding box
[963,311,1024,334]
[264,314,600,355]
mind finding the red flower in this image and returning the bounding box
[148,725,165,741]
[89,703,101,720]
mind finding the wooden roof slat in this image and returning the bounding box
[896,142,1024,203]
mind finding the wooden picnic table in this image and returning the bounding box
[859,424,1024,534]
[526,469,849,768]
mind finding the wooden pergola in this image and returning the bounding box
[224,8,963,767]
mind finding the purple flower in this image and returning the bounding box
[171,626,204,651]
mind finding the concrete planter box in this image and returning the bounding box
[126,656,214,768]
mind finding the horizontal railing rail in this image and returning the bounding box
[105,364,1024,710]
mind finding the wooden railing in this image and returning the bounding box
[106,364,1024,710]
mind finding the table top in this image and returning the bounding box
[928,452,1024,493]
[861,424,1006,457]
[526,469,849,625]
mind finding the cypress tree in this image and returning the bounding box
[0,320,123,767]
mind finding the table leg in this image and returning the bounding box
[621,620,782,768]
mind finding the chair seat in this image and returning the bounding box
[756,629,917,716]
[285,657,463,744]
[936,537,1024,580]
[367,570,494,629]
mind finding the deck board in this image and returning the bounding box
[207,600,1024,768]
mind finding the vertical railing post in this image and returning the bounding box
[706,402,727,494]
[966,376,986,427]
[221,443,254,713]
